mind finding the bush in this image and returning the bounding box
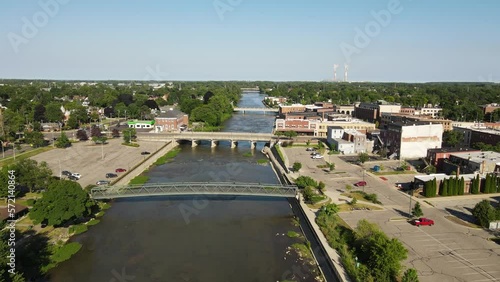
[295,176,317,189]
[293,162,302,172]
[472,200,497,228]
[318,181,326,192]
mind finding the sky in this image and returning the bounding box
[0,0,499,82]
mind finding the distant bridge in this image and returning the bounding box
[138,132,277,148]
[233,107,279,113]
[90,182,299,200]
[240,87,260,92]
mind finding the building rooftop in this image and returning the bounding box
[450,151,500,165]
[157,108,185,118]
[344,129,365,136]
[414,173,478,183]
[428,148,479,154]
[332,138,353,144]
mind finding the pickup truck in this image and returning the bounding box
[413,217,434,226]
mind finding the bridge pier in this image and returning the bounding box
[250,141,256,149]
[230,140,237,148]
[191,140,199,147]
[210,140,218,148]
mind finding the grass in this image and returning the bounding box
[129,175,149,185]
[342,191,383,205]
[291,242,313,260]
[275,145,285,162]
[87,219,100,226]
[69,224,88,235]
[317,164,329,169]
[42,242,82,273]
[242,152,253,157]
[444,216,481,228]
[338,203,383,212]
[99,202,111,210]
[154,147,181,165]
[122,142,140,147]
[306,197,332,209]
[257,159,268,165]
[0,146,54,167]
[287,231,301,238]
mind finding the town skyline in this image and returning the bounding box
[1,0,499,82]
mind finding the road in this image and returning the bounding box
[283,147,500,282]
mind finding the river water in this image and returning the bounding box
[48,92,320,282]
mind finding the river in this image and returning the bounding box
[48,92,321,282]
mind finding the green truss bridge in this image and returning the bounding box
[90,182,299,200]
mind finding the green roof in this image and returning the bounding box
[127,120,155,125]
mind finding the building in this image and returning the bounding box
[453,125,500,148]
[333,105,355,116]
[316,119,376,137]
[413,173,478,195]
[354,100,401,122]
[274,119,316,135]
[381,113,452,131]
[326,127,372,154]
[127,120,155,129]
[381,122,443,159]
[0,204,28,221]
[264,96,287,106]
[480,103,500,115]
[330,138,355,154]
[279,104,306,115]
[154,108,188,132]
[443,151,500,175]
[427,148,480,171]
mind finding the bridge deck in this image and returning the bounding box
[91,182,298,199]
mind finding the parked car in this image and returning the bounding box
[413,218,434,226]
[141,151,151,155]
[105,173,118,178]
[311,155,323,159]
[96,180,110,185]
[115,168,127,173]
[354,181,367,187]
[306,147,315,151]
[62,170,72,176]
[68,175,79,181]
[71,173,81,179]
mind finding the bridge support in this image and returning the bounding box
[191,140,199,147]
[210,140,218,148]
[250,141,256,149]
[230,140,237,148]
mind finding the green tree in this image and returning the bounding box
[402,268,419,282]
[412,202,423,218]
[329,162,336,171]
[29,180,95,226]
[24,130,46,147]
[303,186,315,202]
[45,102,63,122]
[55,132,71,148]
[122,128,136,143]
[358,152,369,164]
[295,176,317,189]
[472,200,496,228]
[471,174,480,194]
[190,105,219,126]
[319,203,339,216]
[292,162,302,172]
[283,131,298,139]
[318,181,326,192]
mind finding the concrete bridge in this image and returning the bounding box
[240,87,260,92]
[90,182,298,200]
[138,132,277,148]
[233,107,279,114]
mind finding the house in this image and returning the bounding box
[0,204,28,221]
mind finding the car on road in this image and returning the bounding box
[71,173,81,179]
[115,168,127,173]
[105,173,118,178]
[311,154,323,159]
[354,181,367,187]
[413,217,434,226]
[141,151,151,155]
[62,170,72,177]
[96,180,111,185]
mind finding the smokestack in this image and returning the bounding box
[344,64,349,82]
[333,64,339,81]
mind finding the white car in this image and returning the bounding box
[311,155,323,159]
[71,173,81,179]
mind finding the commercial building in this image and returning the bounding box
[354,100,402,123]
[154,108,189,132]
[453,125,500,148]
[381,122,443,159]
[427,148,480,171]
[127,120,155,129]
[326,127,372,154]
[279,104,306,115]
[381,113,452,131]
[443,151,500,175]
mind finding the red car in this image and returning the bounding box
[354,181,367,187]
[413,218,434,226]
[115,168,127,173]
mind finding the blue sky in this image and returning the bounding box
[1,0,499,82]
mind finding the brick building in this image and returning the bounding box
[154,108,188,132]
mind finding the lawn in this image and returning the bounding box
[338,203,384,212]
[0,146,55,167]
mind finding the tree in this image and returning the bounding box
[203,91,215,104]
[472,200,496,228]
[329,162,335,171]
[303,186,315,202]
[319,203,339,216]
[24,130,45,147]
[55,132,71,148]
[29,180,94,226]
[76,129,88,141]
[412,202,423,218]
[33,104,46,122]
[402,268,419,282]
[283,131,298,139]
[45,102,63,122]
[190,105,219,126]
[318,181,326,192]
[112,128,120,138]
[0,159,53,195]
[122,128,136,143]
[90,125,101,137]
[358,152,369,164]
[443,130,464,148]
[295,176,317,189]
[293,162,302,172]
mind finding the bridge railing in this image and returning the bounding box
[90,182,298,199]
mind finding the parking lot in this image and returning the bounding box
[282,146,500,282]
